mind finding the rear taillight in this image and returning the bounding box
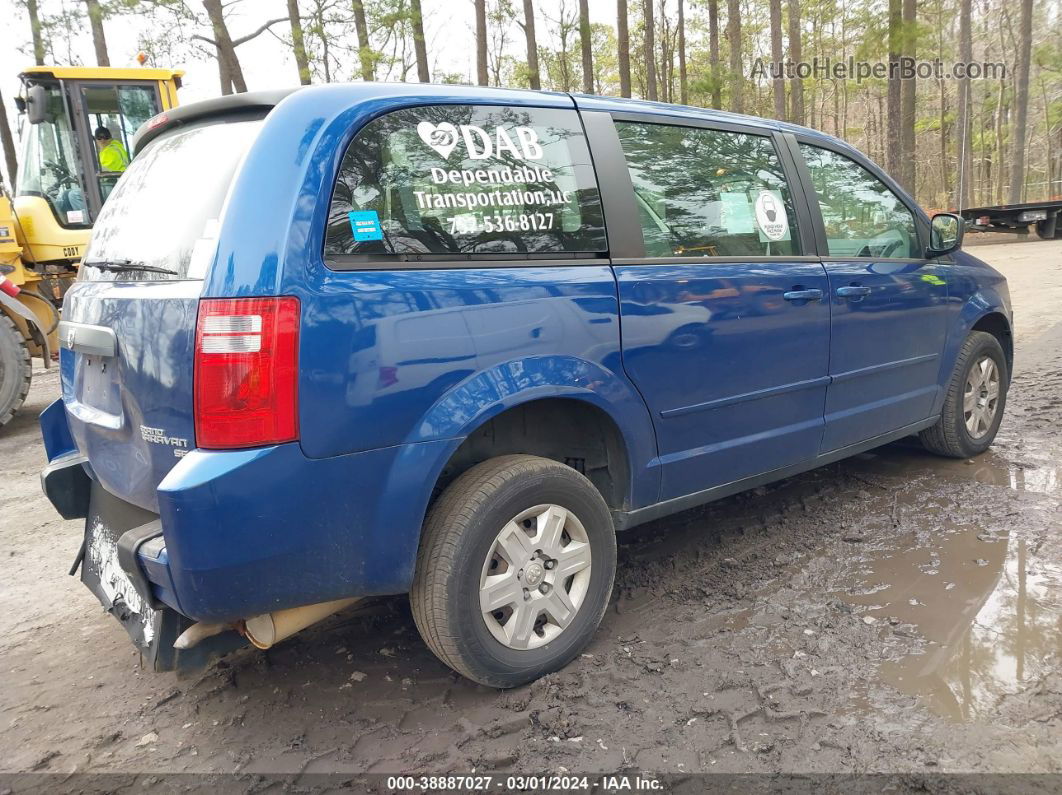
[194,297,299,449]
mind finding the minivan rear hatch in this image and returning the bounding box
[62,117,262,512]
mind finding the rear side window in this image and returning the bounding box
[615,121,800,258]
[325,105,606,261]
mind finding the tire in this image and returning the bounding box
[411,454,616,688]
[919,331,1008,458]
[1035,217,1057,240]
[0,313,32,427]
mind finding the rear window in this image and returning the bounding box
[80,120,261,281]
[324,105,607,263]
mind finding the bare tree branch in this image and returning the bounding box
[233,16,287,46]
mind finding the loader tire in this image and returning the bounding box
[0,313,32,427]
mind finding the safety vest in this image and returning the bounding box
[99,140,130,173]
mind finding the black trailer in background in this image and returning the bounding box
[958,200,1062,240]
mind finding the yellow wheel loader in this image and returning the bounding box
[0,66,182,426]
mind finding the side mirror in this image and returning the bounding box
[927,212,964,258]
[26,84,47,125]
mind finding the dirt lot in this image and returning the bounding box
[1,238,1060,779]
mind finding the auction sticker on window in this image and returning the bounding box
[754,190,790,242]
[349,210,384,242]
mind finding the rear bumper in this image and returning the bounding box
[39,398,454,627]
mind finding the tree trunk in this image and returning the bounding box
[409,0,430,82]
[85,0,110,66]
[1008,0,1033,203]
[351,0,374,81]
[886,0,902,178]
[0,89,18,190]
[286,0,311,85]
[522,0,541,90]
[316,0,331,82]
[617,0,631,98]
[995,80,1006,205]
[900,0,917,193]
[203,0,248,94]
[475,0,489,86]
[954,0,972,208]
[643,0,657,100]
[678,0,688,104]
[578,0,593,94]
[708,0,721,109]
[769,0,784,119]
[727,0,742,112]
[26,0,46,65]
[787,0,803,123]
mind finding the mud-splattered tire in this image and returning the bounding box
[0,313,32,427]
[919,331,1008,458]
[411,455,616,688]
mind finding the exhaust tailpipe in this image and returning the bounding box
[243,597,360,650]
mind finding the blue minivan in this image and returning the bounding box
[40,83,1011,687]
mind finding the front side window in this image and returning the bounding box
[325,105,606,260]
[82,83,160,203]
[615,121,800,258]
[800,144,920,259]
[15,83,87,226]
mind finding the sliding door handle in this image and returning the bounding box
[783,289,824,302]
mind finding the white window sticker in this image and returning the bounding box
[754,190,790,242]
[66,209,86,224]
[416,122,544,161]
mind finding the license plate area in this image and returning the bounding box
[81,481,161,651]
[72,353,124,423]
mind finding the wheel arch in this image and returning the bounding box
[970,311,1013,378]
[406,354,660,514]
[432,395,634,515]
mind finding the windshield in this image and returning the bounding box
[15,83,88,227]
[81,120,262,282]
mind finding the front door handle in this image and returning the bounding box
[836,285,872,299]
[783,289,824,302]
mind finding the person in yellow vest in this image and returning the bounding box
[93,127,130,173]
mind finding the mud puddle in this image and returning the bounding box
[791,443,1062,723]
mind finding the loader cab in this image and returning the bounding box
[13,67,182,255]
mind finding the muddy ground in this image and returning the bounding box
[1,238,1060,780]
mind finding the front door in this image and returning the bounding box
[604,118,831,501]
[797,142,950,452]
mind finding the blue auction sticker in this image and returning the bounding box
[348,210,384,242]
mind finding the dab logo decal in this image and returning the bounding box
[754,190,789,241]
[416,121,545,161]
[417,122,461,159]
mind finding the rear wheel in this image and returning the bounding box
[411,455,616,688]
[0,313,32,427]
[919,331,1008,458]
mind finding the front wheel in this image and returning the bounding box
[0,313,32,427]
[919,330,1008,458]
[411,455,616,688]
